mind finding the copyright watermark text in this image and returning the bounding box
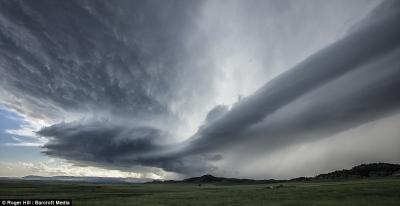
[1,200,71,206]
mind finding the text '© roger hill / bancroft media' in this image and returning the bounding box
[1,200,71,206]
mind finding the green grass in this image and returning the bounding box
[1,178,400,206]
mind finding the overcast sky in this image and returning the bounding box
[1,0,399,180]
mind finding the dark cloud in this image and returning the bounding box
[229,47,400,154]
[37,119,220,175]
[204,105,229,123]
[1,0,399,177]
[184,0,400,154]
[0,0,207,121]
[38,121,163,161]
[0,0,220,175]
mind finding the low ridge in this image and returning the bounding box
[152,162,400,184]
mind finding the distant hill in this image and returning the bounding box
[151,163,400,184]
[184,174,222,183]
[315,163,400,179]
[182,174,278,184]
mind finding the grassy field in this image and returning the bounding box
[1,177,400,206]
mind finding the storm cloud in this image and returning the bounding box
[1,0,399,177]
[38,120,221,175]
[186,0,400,153]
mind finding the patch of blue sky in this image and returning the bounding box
[0,106,46,163]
